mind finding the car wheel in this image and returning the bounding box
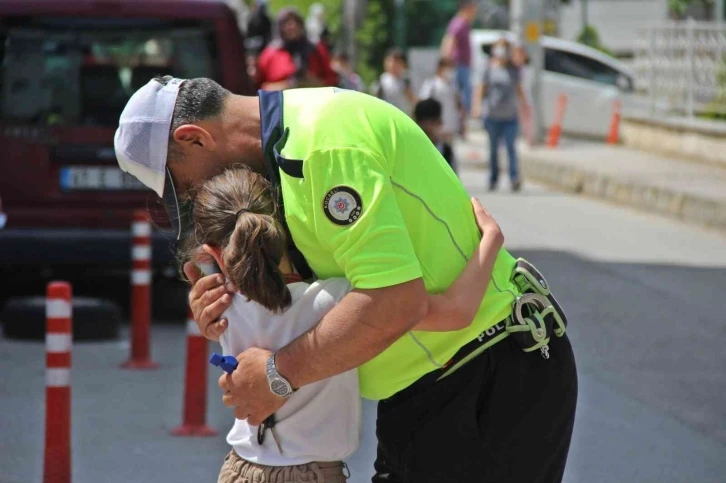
[1,296,121,341]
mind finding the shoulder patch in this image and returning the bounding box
[323,186,363,226]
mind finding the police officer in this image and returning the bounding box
[114,77,578,483]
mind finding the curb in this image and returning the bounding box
[520,152,726,232]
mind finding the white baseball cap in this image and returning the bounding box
[114,77,186,239]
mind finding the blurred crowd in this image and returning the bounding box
[244,0,528,190]
[372,1,530,190]
[244,1,345,92]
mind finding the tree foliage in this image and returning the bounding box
[668,0,715,19]
[576,24,613,57]
[355,0,394,86]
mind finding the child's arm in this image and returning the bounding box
[414,198,504,332]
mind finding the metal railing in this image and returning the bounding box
[633,20,726,118]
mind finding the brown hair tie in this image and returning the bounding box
[235,208,250,220]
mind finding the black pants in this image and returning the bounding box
[372,333,577,483]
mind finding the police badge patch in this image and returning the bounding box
[323,186,363,226]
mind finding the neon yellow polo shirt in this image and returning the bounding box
[259,88,521,400]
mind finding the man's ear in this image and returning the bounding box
[173,124,216,150]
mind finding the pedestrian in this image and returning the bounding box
[511,43,534,145]
[414,98,456,173]
[256,7,337,91]
[114,77,577,483]
[305,3,330,48]
[419,57,465,146]
[331,52,365,92]
[374,48,416,115]
[245,0,273,59]
[472,37,528,192]
[178,165,505,482]
[440,0,478,115]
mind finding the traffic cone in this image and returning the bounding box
[547,94,568,148]
[607,100,621,145]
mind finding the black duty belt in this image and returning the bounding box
[435,258,569,382]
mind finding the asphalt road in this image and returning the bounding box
[1,163,725,483]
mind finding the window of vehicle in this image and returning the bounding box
[544,47,633,92]
[0,17,221,127]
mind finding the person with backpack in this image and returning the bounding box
[472,37,528,192]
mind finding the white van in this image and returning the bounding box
[471,30,635,139]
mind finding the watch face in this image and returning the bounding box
[271,378,290,396]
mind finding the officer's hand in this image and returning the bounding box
[471,197,504,247]
[184,262,233,342]
[219,347,286,425]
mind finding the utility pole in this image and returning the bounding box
[395,0,406,50]
[581,0,588,32]
[344,0,357,64]
[511,0,524,39]
[520,0,546,144]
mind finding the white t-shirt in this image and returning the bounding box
[379,72,412,115]
[419,75,460,136]
[219,279,360,466]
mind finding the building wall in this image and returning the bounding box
[558,0,669,56]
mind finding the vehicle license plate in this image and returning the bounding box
[60,166,146,191]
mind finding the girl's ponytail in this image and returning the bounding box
[178,166,292,313]
[224,210,291,313]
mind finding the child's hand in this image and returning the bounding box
[471,197,504,249]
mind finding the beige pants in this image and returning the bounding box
[217,450,349,483]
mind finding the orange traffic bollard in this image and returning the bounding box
[546,94,568,148]
[44,281,72,483]
[121,210,158,369]
[607,100,622,145]
[171,306,217,437]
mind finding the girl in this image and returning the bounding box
[472,37,529,192]
[178,167,504,483]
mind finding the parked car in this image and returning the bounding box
[470,29,635,139]
[0,0,252,318]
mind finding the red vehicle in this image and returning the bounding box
[0,0,252,310]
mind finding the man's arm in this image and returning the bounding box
[276,279,427,388]
[471,83,485,118]
[414,198,503,332]
[440,34,455,60]
[219,280,428,425]
[219,147,429,424]
[516,83,528,107]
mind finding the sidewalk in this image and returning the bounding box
[457,129,726,232]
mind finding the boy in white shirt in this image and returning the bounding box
[179,167,504,483]
[419,57,465,144]
[374,48,417,115]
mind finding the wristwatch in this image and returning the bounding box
[266,353,295,398]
